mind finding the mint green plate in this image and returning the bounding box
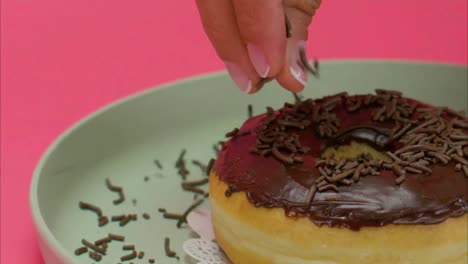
[30,61,468,264]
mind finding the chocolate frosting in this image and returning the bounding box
[216,95,468,230]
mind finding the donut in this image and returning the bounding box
[209,90,468,264]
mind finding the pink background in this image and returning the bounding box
[1,0,467,263]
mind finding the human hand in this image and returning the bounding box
[196,0,321,94]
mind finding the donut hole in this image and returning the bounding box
[321,140,389,161]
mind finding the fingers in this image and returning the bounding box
[276,5,317,92]
[196,0,260,93]
[284,0,322,17]
[232,0,286,78]
[196,0,321,94]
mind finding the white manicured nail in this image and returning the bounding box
[290,40,308,86]
[224,61,253,93]
[247,43,270,78]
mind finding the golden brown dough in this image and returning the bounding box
[210,171,468,264]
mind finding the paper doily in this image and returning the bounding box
[183,209,229,264]
[183,239,229,264]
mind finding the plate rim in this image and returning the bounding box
[29,59,468,263]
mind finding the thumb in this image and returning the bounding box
[276,0,321,92]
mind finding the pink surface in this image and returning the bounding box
[1,0,467,263]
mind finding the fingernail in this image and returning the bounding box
[224,61,252,94]
[289,40,308,86]
[247,43,270,78]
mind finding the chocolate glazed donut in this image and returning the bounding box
[216,90,468,230]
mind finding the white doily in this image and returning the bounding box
[183,239,229,264]
[186,208,215,241]
[182,209,230,264]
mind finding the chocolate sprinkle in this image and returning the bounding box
[298,47,319,77]
[153,159,163,169]
[164,237,177,258]
[175,149,186,167]
[248,104,253,118]
[181,184,205,195]
[346,97,362,112]
[206,158,215,176]
[391,163,405,176]
[176,199,204,228]
[89,251,102,261]
[452,154,468,166]
[213,144,220,155]
[318,184,339,192]
[293,92,303,104]
[175,149,190,180]
[453,119,468,129]
[225,128,239,138]
[121,251,137,261]
[192,160,207,173]
[304,185,317,204]
[182,178,209,195]
[108,233,125,242]
[395,175,406,185]
[123,244,135,250]
[98,216,109,227]
[111,214,136,227]
[74,246,88,256]
[82,239,106,255]
[111,214,126,221]
[105,179,125,205]
[162,212,184,221]
[79,201,103,217]
[408,162,432,174]
[284,13,292,38]
[94,237,111,246]
[272,146,294,164]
